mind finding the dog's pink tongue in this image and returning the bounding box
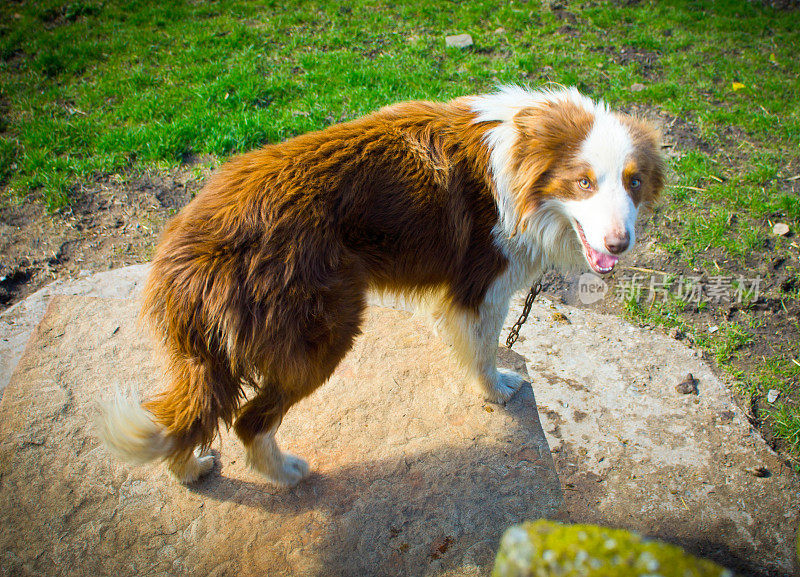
[586,245,619,273]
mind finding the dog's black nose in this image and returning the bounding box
[604,231,630,254]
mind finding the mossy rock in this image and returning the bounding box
[493,520,733,577]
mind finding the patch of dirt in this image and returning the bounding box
[620,104,713,155]
[0,165,210,309]
[777,156,800,196]
[590,45,663,81]
[757,0,800,9]
[617,47,662,80]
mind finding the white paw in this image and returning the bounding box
[246,432,310,487]
[269,453,310,487]
[483,368,526,404]
[196,452,215,477]
[169,450,215,483]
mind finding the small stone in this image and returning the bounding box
[552,311,571,324]
[708,325,719,333]
[745,466,770,478]
[717,410,735,421]
[445,33,473,48]
[630,83,646,92]
[773,222,790,236]
[676,374,698,395]
[767,389,780,403]
[669,327,683,340]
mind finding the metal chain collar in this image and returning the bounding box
[505,279,543,349]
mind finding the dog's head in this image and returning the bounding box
[475,87,665,274]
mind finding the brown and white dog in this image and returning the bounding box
[99,86,664,486]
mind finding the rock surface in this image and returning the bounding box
[510,300,800,577]
[773,222,790,237]
[1,266,799,576]
[0,296,559,577]
[0,264,149,395]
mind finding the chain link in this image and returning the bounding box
[505,279,543,349]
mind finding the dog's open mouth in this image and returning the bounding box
[575,222,619,275]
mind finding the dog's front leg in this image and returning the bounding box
[442,288,527,404]
[471,293,528,404]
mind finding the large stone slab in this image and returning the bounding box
[0,264,149,395]
[0,296,560,577]
[2,265,799,576]
[510,300,800,577]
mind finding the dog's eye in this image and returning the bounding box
[578,178,592,190]
[630,177,641,189]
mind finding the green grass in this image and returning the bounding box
[2,0,800,463]
[4,1,796,208]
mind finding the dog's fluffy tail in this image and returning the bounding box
[97,390,174,464]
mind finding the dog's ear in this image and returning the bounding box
[508,101,594,232]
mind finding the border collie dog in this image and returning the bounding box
[99,86,664,486]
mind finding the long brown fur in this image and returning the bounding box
[140,100,508,467]
[110,91,666,482]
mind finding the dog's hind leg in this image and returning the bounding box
[234,335,360,487]
[234,285,366,486]
[233,387,309,487]
[164,447,216,483]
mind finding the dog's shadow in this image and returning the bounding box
[187,355,561,577]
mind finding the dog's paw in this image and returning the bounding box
[269,453,310,487]
[195,449,215,477]
[483,368,526,404]
[169,449,215,483]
